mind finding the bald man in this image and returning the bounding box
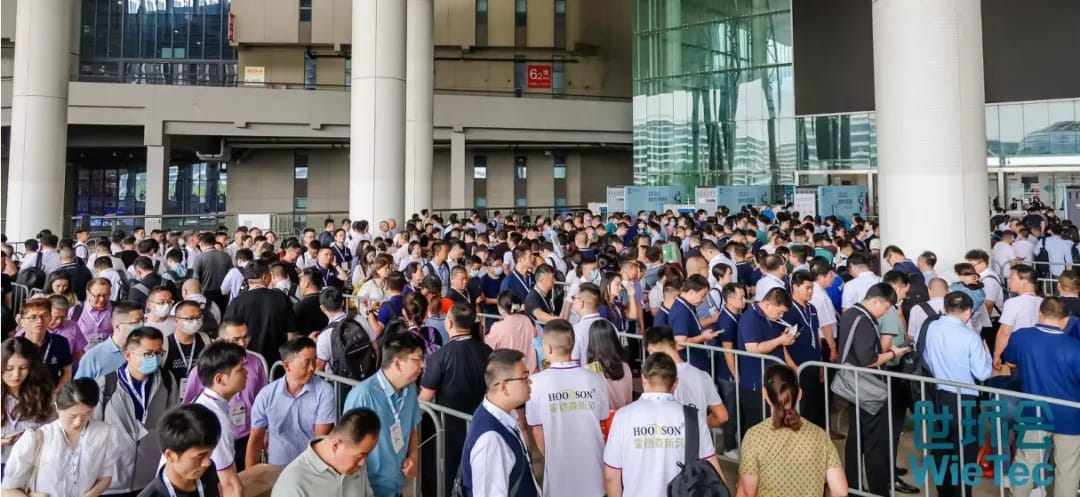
[182,278,223,327]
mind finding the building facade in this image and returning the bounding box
[1,0,634,236]
[631,0,1080,213]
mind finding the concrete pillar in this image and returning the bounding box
[404,0,434,217]
[350,0,407,225]
[4,0,72,240]
[144,139,170,232]
[873,0,988,267]
[450,129,467,209]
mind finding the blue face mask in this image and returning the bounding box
[493,267,504,276]
[469,270,480,279]
[138,355,161,375]
[590,269,600,283]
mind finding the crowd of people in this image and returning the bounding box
[0,202,1078,497]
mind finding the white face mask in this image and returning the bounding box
[152,303,171,319]
[180,318,203,335]
[275,280,291,291]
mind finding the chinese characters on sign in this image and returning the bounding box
[909,399,1054,488]
[527,65,552,88]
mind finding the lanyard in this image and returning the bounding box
[513,270,529,291]
[119,367,150,423]
[377,373,405,421]
[455,289,471,303]
[792,303,817,348]
[676,298,703,331]
[333,245,348,261]
[160,466,205,497]
[532,288,552,313]
[173,335,197,373]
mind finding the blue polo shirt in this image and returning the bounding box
[499,269,534,302]
[713,308,740,381]
[75,337,125,380]
[250,376,337,465]
[343,370,422,497]
[782,302,821,366]
[377,295,405,325]
[1002,325,1080,435]
[736,304,784,391]
[653,306,670,327]
[669,297,710,372]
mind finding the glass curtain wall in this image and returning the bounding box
[79,0,238,85]
[633,0,795,196]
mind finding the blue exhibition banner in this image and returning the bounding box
[817,185,867,219]
[623,186,684,214]
[714,186,772,211]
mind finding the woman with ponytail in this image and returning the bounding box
[736,365,848,497]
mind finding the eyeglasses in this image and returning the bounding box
[138,350,166,358]
[221,335,250,344]
[21,313,49,322]
[497,375,530,386]
[400,356,424,364]
[88,291,110,300]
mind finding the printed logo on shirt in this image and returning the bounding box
[631,422,686,449]
[547,388,598,413]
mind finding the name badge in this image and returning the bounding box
[390,420,405,453]
[87,334,104,348]
[179,378,189,398]
[230,403,247,430]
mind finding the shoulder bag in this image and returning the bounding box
[830,315,889,415]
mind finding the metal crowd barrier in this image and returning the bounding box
[266,360,473,497]
[801,360,1080,497]
[9,282,33,316]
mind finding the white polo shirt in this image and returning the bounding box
[973,269,1005,330]
[753,273,786,302]
[525,362,610,497]
[603,392,715,497]
[908,297,945,344]
[572,313,607,362]
[674,363,723,427]
[841,271,881,310]
[810,282,838,338]
[195,388,237,471]
[1000,293,1043,331]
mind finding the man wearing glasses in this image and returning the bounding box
[76,278,114,349]
[183,320,270,471]
[460,349,540,497]
[342,332,426,497]
[17,298,74,390]
[163,301,211,393]
[76,300,145,380]
[96,326,179,497]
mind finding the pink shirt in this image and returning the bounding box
[485,313,540,373]
[182,352,269,439]
[14,320,86,356]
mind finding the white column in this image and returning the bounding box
[350,0,407,225]
[873,0,988,267]
[450,129,467,209]
[404,0,434,217]
[5,0,72,240]
[144,140,170,232]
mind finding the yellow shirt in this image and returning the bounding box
[738,417,842,497]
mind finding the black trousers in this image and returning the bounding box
[234,435,249,472]
[887,365,915,469]
[716,378,738,452]
[845,404,892,496]
[739,387,766,442]
[421,414,469,497]
[933,390,980,497]
[798,366,827,430]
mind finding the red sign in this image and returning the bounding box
[527,65,552,88]
[228,12,235,43]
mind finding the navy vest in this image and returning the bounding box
[460,404,538,497]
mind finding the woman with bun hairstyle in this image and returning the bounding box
[736,365,848,497]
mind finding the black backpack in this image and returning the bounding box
[668,405,730,497]
[199,299,220,337]
[1034,236,1051,279]
[328,316,379,382]
[901,302,941,402]
[16,255,46,290]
